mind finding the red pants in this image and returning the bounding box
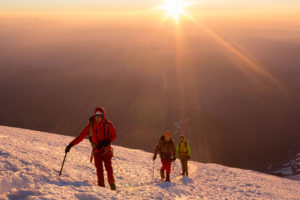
[94,152,115,187]
[161,159,171,175]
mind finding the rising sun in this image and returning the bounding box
[158,0,191,21]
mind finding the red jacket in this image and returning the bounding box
[71,107,117,152]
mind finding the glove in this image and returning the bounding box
[102,139,111,147]
[153,154,157,161]
[65,143,73,153]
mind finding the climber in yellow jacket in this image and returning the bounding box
[176,135,191,176]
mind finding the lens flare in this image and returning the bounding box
[158,0,191,21]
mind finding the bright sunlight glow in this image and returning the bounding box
[158,0,191,21]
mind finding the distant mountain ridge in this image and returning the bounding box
[268,152,300,178]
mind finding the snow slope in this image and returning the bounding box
[1,126,300,200]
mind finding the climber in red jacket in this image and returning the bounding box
[65,107,117,190]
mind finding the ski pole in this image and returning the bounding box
[59,152,68,176]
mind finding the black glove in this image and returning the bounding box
[65,143,73,153]
[153,154,157,161]
[102,139,111,147]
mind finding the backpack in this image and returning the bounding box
[88,116,111,148]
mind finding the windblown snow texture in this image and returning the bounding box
[1,126,300,199]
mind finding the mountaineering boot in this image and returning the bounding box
[110,183,116,191]
[160,169,165,179]
[165,174,170,182]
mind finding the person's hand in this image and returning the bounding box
[153,155,157,161]
[103,139,111,147]
[65,143,73,153]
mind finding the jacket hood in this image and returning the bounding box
[93,107,106,120]
[160,135,174,143]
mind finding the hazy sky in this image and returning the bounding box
[0,0,299,12]
[1,0,300,169]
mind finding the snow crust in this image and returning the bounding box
[1,125,300,199]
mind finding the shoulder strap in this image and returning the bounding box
[104,119,110,138]
[179,142,183,152]
[89,118,111,142]
[179,141,187,153]
[89,117,97,148]
[89,117,94,138]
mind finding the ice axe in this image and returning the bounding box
[59,152,68,176]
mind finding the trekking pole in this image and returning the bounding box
[113,156,131,187]
[59,152,68,176]
[152,160,155,182]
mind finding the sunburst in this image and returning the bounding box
[158,0,192,21]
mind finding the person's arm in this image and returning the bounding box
[108,122,117,143]
[65,124,89,153]
[71,125,89,146]
[153,141,161,160]
[187,143,191,157]
[154,142,160,155]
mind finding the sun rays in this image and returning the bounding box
[157,0,194,22]
[155,0,285,93]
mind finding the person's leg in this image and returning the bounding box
[103,154,116,190]
[166,160,171,175]
[165,160,171,182]
[182,157,187,175]
[94,152,105,187]
[160,159,166,179]
[180,158,184,175]
[185,158,188,176]
[103,155,115,185]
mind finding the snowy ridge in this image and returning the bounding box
[1,126,300,199]
[268,153,300,181]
